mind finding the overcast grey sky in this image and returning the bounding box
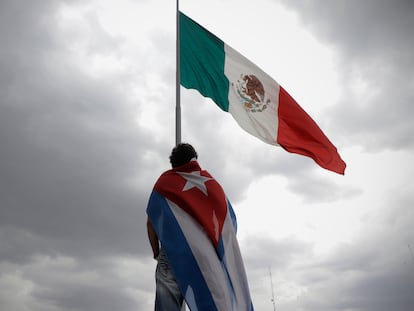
[1,0,413,310]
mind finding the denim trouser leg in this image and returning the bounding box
[155,250,184,311]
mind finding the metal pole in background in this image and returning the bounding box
[175,0,181,146]
[269,267,276,311]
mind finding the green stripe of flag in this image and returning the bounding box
[180,12,230,112]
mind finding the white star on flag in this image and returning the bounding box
[178,171,212,196]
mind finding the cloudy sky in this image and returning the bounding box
[1,0,413,310]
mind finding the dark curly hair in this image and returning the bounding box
[169,143,198,168]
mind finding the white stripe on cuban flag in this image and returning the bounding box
[218,200,253,311]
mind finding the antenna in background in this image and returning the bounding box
[269,266,276,311]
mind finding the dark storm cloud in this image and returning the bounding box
[279,0,414,151]
[0,0,165,309]
[28,259,146,311]
[0,255,153,311]
[0,0,167,260]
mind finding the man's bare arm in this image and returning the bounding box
[147,218,160,259]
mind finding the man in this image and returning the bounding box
[147,143,254,311]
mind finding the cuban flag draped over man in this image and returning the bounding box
[147,159,254,311]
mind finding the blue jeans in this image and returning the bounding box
[155,249,184,311]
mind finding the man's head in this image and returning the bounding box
[169,143,198,168]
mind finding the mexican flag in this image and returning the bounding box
[180,12,346,175]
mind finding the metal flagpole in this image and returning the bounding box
[177,6,186,311]
[175,0,181,146]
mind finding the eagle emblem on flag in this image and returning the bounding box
[232,74,271,113]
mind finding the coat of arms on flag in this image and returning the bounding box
[232,74,271,113]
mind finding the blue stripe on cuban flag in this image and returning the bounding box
[147,191,254,311]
